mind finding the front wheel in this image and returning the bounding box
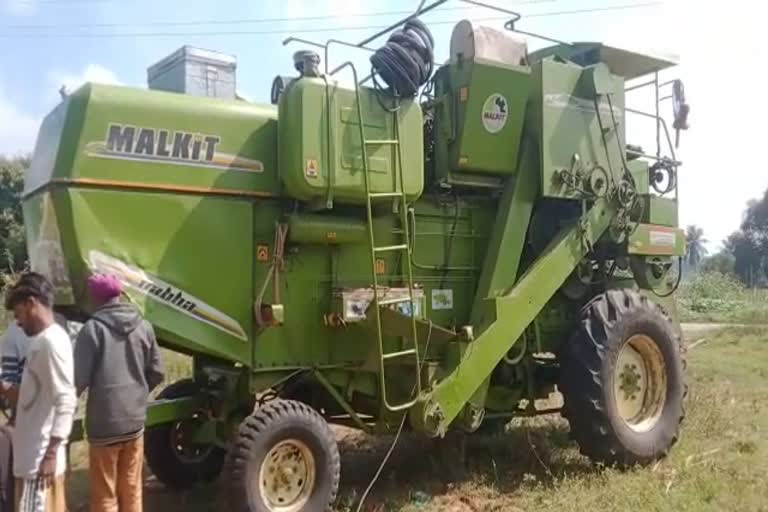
[223,399,340,512]
[144,379,226,489]
[559,289,686,466]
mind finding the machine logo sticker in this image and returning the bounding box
[481,93,508,134]
[431,289,454,310]
[85,123,264,173]
[305,158,319,178]
[88,250,248,341]
[650,230,676,247]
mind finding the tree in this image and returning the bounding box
[0,155,29,275]
[720,191,768,287]
[685,225,708,269]
[724,230,760,286]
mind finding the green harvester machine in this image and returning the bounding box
[23,1,691,510]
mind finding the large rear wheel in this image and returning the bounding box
[144,379,226,489]
[559,289,686,466]
[223,399,340,512]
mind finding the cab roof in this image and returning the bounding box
[529,42,679,79]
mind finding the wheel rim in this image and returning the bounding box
[614,334,667,433]
[170,412,213,464]
[258,439,316,512]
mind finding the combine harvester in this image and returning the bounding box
[24,1,690,510]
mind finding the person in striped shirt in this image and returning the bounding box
[0,322,29,421]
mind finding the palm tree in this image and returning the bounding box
[685,225,708,268]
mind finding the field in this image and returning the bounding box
[62,324,768,512]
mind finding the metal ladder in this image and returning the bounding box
[347,70,421,412]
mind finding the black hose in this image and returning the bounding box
[370,18,434,98]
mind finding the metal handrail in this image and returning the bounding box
[625,106,680,201]
[283,0,573,87]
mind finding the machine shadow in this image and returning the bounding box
[334,416,600,506]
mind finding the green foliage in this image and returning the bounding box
[678,270,768,323]
[679,271,744,313]
[0,155,29,275]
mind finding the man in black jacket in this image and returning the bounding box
[74,274,164,512]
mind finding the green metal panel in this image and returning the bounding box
[470,142,538,324]
[628,224,684,256]
[26,100,69,195]
[288,213,366,245]
[40,84,279,196]
[60,187,254,363]
[278,78,423,205]
[432,61,530,187]
[23,192,76,304]
[412,197,616,435]
[629,160,650,194]
[642,196,678,227]
[531,59,626,199]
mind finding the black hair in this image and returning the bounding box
[4,272,54,310]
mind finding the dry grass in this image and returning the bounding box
[64,327,768,512]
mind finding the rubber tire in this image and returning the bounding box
[223,399,340,512]
[144,379,226,489]
[559,289,686,466]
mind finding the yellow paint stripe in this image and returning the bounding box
[190,306,246,339]
[28,178,277,200]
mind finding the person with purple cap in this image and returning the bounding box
[74,273,164,512]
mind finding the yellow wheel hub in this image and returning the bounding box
[614,334,667,432]
[259,439,316,512]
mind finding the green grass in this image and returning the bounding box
[64,327,768,512]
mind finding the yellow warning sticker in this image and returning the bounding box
[375,259,386,274]
[305,159,319,178]
[256,245,269,262]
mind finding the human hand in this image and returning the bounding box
[38,451,57,486]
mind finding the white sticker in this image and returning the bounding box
[650,230,676,247]
[431,289,454,310]
[305,159,319,178]
[481,93,509,134]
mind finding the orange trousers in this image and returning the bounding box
[88,437,143,512]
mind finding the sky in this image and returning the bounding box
[0,0,762,250]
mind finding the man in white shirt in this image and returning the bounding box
[4,273,75,512]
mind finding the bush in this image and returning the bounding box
[677,271,768,323]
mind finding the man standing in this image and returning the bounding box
[75,274,164,512]
[4,272,76,512]
[0,322,29,511]
[0,322,28,418]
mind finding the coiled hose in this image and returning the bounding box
[370,18,434,98]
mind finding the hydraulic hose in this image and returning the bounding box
[370,18,435,98]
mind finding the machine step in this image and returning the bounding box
[369,192,404,199]
[377,296,414,306]
[382,349,418,361]
[365,139,400,145]
[374,244,408,253]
